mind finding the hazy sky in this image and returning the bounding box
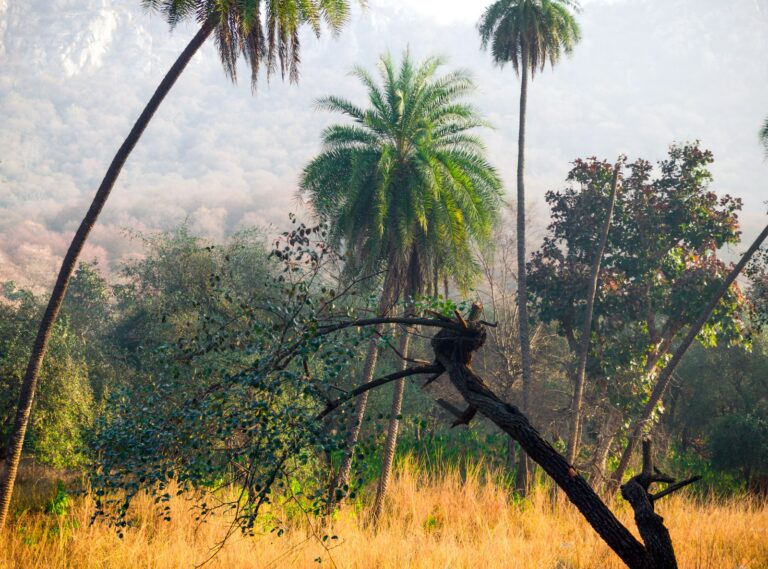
[1,0,767,286]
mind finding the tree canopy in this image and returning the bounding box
[144,0,351,86]
[478,0,581,76]
[301,51,504,298]
[528,142,748,428]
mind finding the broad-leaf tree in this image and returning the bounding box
[528,143,748,481]
[478,0,581,491]
[0,0,351,528]
[300,51,503,520]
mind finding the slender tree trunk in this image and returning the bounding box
[331,288,396,502]
[589,406,621,491]
[332,332,381,494]
[515,44,533,494]
[0,21,215,529]
[609,223,768,490]
[565,163,621,465]
[371,329,412,526]
[506,437,517,470]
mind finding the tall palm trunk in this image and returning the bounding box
[609,223,768,491]
[331,281,398,503]
[332,330,381,495]
[565,163,621,465]
[515,43,533,494]
[0,21,215,529]
[371,328,412,525]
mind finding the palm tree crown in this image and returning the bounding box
[478,0,581,77]
[301,51,503,299]
[144,0,351,87]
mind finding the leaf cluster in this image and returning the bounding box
[528,143,748,409]
[142,0,352,88]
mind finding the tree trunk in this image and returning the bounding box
[332,333,381,495]
[431,315,651,569]
[0,21,215,529]
[565,163,621,464]
[515,43,533,494]
[609,223,768,490]
[506,437,517,470]
[589,406,621,491]
[371,330,412,525]
[428,308,699,568]
[331,286,397,504]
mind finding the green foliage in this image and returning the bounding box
[45,481,71,516]
[528,143,747,419]
[301,50,503,298]
[478,0,581,76]
[142,0,351,87]
[0,283,96,468]
[90,219,374,535]
[112,225,273,368]
[746,245,768,329]
[710,414,768,482]
[667,332,768,494]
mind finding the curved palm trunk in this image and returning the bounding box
[371,329,412,525]
[565,164,621,465]
[515,44,533,494]
[609,223,768,491]
[0,21,214,529]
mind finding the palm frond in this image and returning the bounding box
[478,0,581,77]
[143,0,351,89]
[300,50,504,297]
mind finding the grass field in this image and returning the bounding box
[1,458,766,569]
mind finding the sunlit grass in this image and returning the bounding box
[1,457,766,569]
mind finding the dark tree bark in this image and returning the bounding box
[620,440,684,569]
[427,306,698,569]
[0,21,215,529]
[610,223,768,489]
[318,306,701,568]
[566,162,621,464]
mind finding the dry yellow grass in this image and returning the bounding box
[1,458,766,569]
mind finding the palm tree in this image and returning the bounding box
[478,0,580,491]
[301,51,503,521]
[0,0,351,529]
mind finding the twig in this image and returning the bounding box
[650,476,702,502]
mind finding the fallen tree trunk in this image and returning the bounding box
[318,306,700,568]
[427,305,696,569]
